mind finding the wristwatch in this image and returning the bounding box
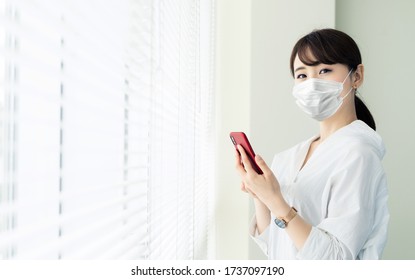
[274,207,297,229]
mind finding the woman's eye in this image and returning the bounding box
[319,68,332,74]
[296,74,306,79]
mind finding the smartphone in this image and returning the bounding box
[230,132,263,174]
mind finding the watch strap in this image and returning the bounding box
[274,207,297,229]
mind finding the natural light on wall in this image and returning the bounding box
[0,0,215,259]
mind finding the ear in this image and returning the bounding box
[354,64,364,89]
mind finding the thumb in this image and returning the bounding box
[255,154,270,175]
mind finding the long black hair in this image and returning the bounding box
[290,28,376,130]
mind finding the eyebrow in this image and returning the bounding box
[294,62,325,73]
[294,66,306,73]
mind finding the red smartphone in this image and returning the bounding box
[230,132,263,174]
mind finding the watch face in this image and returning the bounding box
[274,218,286,229]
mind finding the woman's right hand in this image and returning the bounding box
[236,149,271,234]
[235,149,258,199]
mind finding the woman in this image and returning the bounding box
[235,28,389,259]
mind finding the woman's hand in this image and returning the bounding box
[235,145,290,216]
[235,149,258,199]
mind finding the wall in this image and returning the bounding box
[214,0,252,259]
[336,0,415,260]
[249,0,335,260]
[215,0,335,259]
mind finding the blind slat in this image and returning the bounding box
[0,0,215,260]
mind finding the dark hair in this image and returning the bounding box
[290,28,376,130]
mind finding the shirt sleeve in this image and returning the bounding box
[248,214,270,256]
[297,148,388,260]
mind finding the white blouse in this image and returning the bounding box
[249,120,389,259]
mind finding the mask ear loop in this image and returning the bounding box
[342,86,354,100]
[341,69,355,99]
[342,69,354,84]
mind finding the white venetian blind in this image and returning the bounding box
[0,0,215,259]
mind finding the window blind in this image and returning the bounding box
[0,0,215,260]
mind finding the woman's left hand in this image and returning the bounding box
[235,144,289,215]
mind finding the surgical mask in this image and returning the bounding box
[292,70,353,121]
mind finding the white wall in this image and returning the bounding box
[215,0,335,259]
[249,0,335,260]
[336,0,415,260]
[214,0,252,259]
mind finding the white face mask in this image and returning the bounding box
[292,69,353,121]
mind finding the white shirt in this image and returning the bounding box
[249,120,389,259]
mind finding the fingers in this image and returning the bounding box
[235,148,240,165]
[241,182,258,199]
[235,149,247,176]
[240,182,248,193]
[254,154,272,177]
[237,145,255,174]
[246,187,257,199]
